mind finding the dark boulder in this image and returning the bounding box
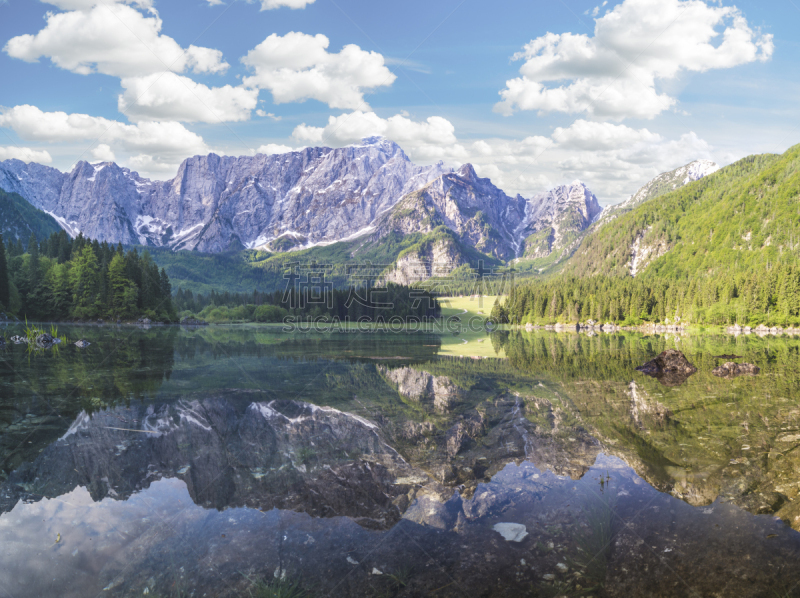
[636,349,697,386]
[712,362,760,379]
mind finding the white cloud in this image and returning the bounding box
[5,3,228,78]
[256,110,282,121]
[551,119,661,150]
[90,143,115,162]
[206,0,225,5]
[256,143,294,155]
[0,105,209,176]
[44,0,154,10]
[495,0,774,120]
[293,110,462,159]
[118,73,258,123]
[242,32,395,110]
[254,0,315,8]
[0,146,53,164]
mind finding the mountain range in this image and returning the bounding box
[0,138,600,257]
[0,136,722,289]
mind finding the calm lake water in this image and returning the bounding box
[0,325,799,597]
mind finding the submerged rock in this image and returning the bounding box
[492,522,528,542]
[9,335,26,344]
[636,349,697,386]
[74,339,91,349]
[712,362,760,379]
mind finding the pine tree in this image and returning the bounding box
[28,232,40,290]
[70,245,100,316]
[0,233,8,310]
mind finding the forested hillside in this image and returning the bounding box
[496,144,800,327]
[0,188,62,243]
[2,231,176,322]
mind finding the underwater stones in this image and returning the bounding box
[712,362,760,379]
[74,339,91,349]
[492,522,528,542]
[9,335,26,344]
[636,349,697,386]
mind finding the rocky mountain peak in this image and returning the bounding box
[595,158,720,229]
[455,163,479,182]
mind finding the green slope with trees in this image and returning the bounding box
[495,144,800,327]
[0,188,62,244]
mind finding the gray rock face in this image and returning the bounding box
[515,181,602,261]
[377,164,527,261]
[0,137,452,252]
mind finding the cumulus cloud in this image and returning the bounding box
[242,32,395,110]
[90,143,116,162]
[292,110,467,161]
[551,119,661,151]
[118,73,258,123]
[0,105,209,176]
[0,146,53,164]
[256,143,294,155]
[294,110,456,146]
[4,3,228,78]
[495,0,774,120]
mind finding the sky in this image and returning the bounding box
[0,0,797,205]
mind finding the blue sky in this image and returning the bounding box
[0,0,796,203]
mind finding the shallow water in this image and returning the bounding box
[0,325,799,597]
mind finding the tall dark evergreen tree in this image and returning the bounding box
[0,233,9,309]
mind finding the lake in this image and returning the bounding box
[0,325,798,597]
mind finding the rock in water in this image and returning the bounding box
[34,333,59,349]
[492,522,528,542]
[9,335,26,344]
[712,362,760,379]
[636,349,697,387]
[74,339,91,349]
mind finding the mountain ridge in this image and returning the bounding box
[0,138,605,280]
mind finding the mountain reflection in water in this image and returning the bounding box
[0,325,798,597]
